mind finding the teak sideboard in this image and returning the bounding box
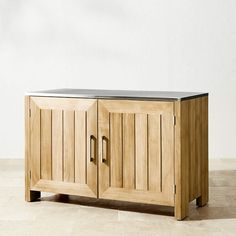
[25,89,208,220]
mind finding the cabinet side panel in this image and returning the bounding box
[188,97,206,202]
[195,98,202,200]
[25,96,30,200]
[174,101,189,220]
[189,99,196,201]
[30,99,41,187]
[201,96,209,204]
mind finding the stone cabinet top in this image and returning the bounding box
[26,88,208,101]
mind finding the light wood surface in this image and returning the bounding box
[25,96,41,201]
[52,110,63,181]
[86,101,97,196]
[41,109,52,180]
[135,113,148,190]
[174,96,208,220]
[63,110,75,182]
[197,96,209,206]
[123,113,135,189]
[26,95,208,220]
[110,113,123,188]
[148,114,161,192]
[98,100,174,205]
[28,97,97,198]
[74,110,87,184]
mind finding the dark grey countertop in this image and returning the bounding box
[26,88,208,101]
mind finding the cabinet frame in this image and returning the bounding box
[25,95,208,220]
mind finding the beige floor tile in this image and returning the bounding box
[0,159,236,235]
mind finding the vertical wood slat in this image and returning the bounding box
[162,113,174,195]
[148,114,161,192]
[197,96,209,206]
[63,110,75,182]
[98,101,110,195]
[75,111,87,184]
[174,100,189,220]
[25,97,31,200]
[123,113,135,189]
[86,101,97,195]
[110,113,123,188]
[202,96,209,204]
[195,98,202,199]
[40,109,52,180]
[135,114,148,191]
[52,110,63,181]
[189,99,197,201]
[30,100,41,186]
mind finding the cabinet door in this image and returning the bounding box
[98,100,174,206]
[29,97,97,197]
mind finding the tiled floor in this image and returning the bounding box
[0,159,236,236]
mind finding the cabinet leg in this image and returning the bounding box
[25,190,41,202]
[174,202,189,220]
[196,195,208,207]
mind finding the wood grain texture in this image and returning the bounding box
[52,110,63,181]
[40,109,52,180]
[25,96,41,201]
[174,100,189,220]
[135,113,148,191]
[98,101,110,196]
[28,97,97,199]
[86,101,97,195]
[26,95,208,221]
[99,100,174,206]
[99,100,174,114]
[148,114,161,192]
[101,187,174,206]
[162,113,174,198]
[197,96,209,206]
[30,99,41,187]
[123,113,135,189]
[75,111,87,184]
[189,99,197,201]
[63,110,75,182]
[32,180,96,198]
[110,113,123,188]
[30,97,96,111]
[174,96,209,220]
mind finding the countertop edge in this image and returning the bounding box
[25,92,208,101]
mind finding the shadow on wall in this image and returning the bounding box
[40,170,236,221]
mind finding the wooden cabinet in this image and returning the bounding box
[25,89,208,220]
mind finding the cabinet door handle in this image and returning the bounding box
[101,136,107,163]
[90,135,96,162]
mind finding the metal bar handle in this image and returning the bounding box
[101,136,107,163]
[90,135,96,162]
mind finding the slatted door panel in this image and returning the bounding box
[29,97,97,198]
[98,100,174,206]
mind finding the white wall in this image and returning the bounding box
[0,0,236,159]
